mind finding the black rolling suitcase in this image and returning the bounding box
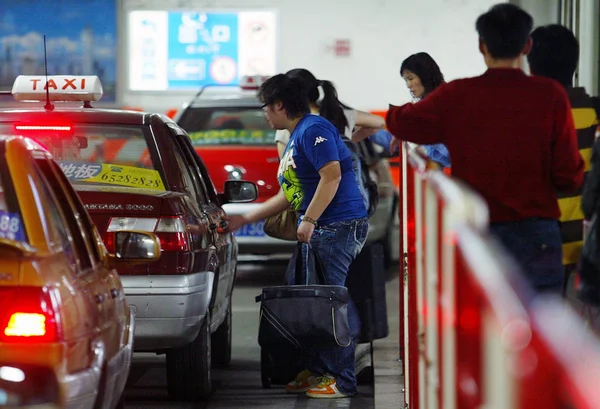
[258,243,327,388]
[259,346,304,388]
[345,242,389,383]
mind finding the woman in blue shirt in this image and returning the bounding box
[223,74,368,399]
[400,52,451,167]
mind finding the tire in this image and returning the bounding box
[166,317,212,401]
[211,300,232,367]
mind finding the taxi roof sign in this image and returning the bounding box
[240,75,270,90]
[11,75,103,102]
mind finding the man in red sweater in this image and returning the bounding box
[386,3,584,294]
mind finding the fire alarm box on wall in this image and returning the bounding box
[334,39,351,57]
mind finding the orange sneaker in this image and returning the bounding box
[285,369,319,393]
[306,376,352,398]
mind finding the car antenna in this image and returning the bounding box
[43,34,54,111]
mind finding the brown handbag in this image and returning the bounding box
[263,209,298,241]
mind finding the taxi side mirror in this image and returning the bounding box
[220,180,258,204]
[110,231,161,262]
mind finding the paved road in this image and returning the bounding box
[123,258,378,409]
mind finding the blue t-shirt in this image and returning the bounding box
[277,114,367,225]
[423,143,451,168]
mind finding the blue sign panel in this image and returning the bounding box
[167,12,239,88]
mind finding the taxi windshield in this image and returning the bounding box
[6,124,166,191]
[178,107,276,146]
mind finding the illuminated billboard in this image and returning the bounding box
[128,10,277,91]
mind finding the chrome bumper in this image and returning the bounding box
[120,271,215,351]
[63,341,104,409]
[100,307,135,409]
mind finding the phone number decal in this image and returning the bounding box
[59,162,165,191]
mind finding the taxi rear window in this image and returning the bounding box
[8,124,166,191]
[178,107,276,146]
[0,157,27,243]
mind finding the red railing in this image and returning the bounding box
[400,142,600,408]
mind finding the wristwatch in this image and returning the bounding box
[301,215,318,226]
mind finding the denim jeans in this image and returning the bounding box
[286,217,369,395]
[490,218,564,294]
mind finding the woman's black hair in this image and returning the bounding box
[285,68,349,134]
[400,52,445,97]
[258,74,310,119]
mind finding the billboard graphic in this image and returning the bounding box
[128,10,277,91]
[0,0,117,102]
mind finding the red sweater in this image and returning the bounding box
[387,68,584,223]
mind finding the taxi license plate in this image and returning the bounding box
[233,221,265,237]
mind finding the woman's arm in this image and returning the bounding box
[244,189,290,223]
[351,111,386,143]
[222,190,290,232]
[304,161,342,221]
[355,110,385,129]
[297,161,341,242]
[274,129,291,159]
[276,141,287,159]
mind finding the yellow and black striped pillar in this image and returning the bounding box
[558,88,599,268]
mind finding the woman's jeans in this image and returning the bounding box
[490,218,564,294]
[286,218,369,395]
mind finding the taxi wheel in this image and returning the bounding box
[166,317,213,401]
[211,300,232,367]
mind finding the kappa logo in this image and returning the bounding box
[314,136,327,146]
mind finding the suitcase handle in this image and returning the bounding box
[294,242,327,285]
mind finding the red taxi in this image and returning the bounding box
[174,76,399,263]
[0,75,257,401]
[0,135,155,408]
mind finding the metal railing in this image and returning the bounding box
[400,142,600,408]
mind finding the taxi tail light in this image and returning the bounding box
[155,216,190,252]
[0,287,60,343]
[104,216,189,253]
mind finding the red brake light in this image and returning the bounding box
[155,216,190,252]
[5,313,47,337]
[15,125,72,131]
[0,287,60,343]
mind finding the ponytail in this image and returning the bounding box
[318,80,348,134]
